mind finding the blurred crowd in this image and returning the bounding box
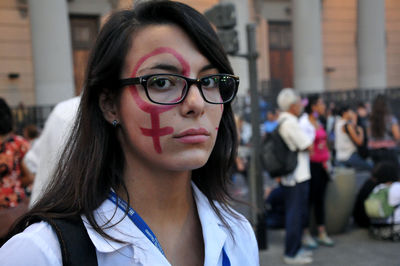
[1,88,400,264]
[231,90,400,264]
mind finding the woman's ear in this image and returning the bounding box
[99,91,118,124]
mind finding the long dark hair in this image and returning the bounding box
[304,94,319,114]
[6,1,238,242]
[370,94,390,138]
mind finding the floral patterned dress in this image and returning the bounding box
[0,135,30,209]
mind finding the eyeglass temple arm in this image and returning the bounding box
[118,77,141,87]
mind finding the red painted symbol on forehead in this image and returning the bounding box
[129,47,191,153]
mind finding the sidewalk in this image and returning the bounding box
[259,226,400,266]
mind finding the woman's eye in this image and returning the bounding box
[202,77,218,88]
[149,77,172,90]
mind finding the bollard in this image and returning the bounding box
[324,167,357,234]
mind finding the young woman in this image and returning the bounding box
[300,96,334,248]
[0,2,258,265]
[335,105,372,171]
[368,94,400,168]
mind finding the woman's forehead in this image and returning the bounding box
[123,24,213,77]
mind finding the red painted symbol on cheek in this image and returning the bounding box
[129,47,191,153]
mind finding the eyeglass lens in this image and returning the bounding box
[144,75,236,104]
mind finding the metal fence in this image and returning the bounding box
[11,87,400,135]
[11,105,54,135]
[233,87,400,122]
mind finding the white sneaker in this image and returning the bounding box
[283,251,313,265]
[298,248,313,257]
[317,232,335,246]
[302,234,318,249]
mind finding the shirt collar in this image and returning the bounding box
[83,198,168,265]
[83,183,228,264]
[192,183,228,265]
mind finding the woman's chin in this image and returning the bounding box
[165,152,210,171]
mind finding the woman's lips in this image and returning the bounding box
[174,128,210,144]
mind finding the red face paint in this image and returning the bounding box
[129,47,191,153]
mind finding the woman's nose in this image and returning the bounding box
[180,84,205,117]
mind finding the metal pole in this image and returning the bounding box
[246,23,266,249]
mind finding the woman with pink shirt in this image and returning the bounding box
[302,95,334,249]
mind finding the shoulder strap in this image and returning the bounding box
[34,215,98,266]
[276,117,299,152]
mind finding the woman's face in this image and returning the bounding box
[313,98,326,116]
[116,24,224,172]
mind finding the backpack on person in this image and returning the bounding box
[260,120,297,178]
[364,185,400,241]
[0,215,98,266]
[364,186,396,219]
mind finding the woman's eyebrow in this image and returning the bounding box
[200,64,217,72]
[149,64,180,73]
[136,64,180,76]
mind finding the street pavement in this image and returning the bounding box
[230,170,400,265]
[259,226,400,266]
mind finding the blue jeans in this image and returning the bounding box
[339,152,373,171]
[283,180,310,257]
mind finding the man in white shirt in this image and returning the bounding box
[276,88,313,265]
[24,96,80,206]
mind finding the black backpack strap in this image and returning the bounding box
[30,215,98,266]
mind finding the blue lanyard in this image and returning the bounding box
[108,191,230,266]
[108,191,165,256]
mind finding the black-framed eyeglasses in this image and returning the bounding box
[118,73,239,105]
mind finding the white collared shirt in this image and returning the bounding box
[278,112,313,186]
[299,113,316,143]
[0,184,259,266]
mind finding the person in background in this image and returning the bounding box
[300,95,334,249]
[366,162,400,240]
[0,98,33,239]
[356,102,369,130]
[335,105,372,170]
[262,107,279,138]
[277,88,314,265]
[24,96,80,206]
[355,102,369,160]
[22,125,39,145]
[325,102,337,165]
[353,162,399,228]
[368,95,400,169]
[0,2,258,265]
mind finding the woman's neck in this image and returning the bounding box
[308,113,318,128]
[120,164,194,225]
[120,163,204,264]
